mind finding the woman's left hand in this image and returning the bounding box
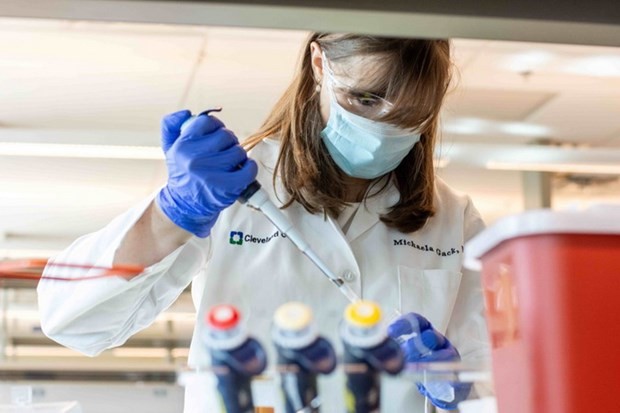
[387,312,471,410]
[387,312,459,362]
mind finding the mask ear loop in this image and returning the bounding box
[314,49,336,96]
[320,52,338,93]
[319,54,343,109]
[312,55,322,94]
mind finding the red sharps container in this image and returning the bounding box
[465,206,620,413]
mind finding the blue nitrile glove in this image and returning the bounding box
[387,313,472,410]
[155,110,258,237]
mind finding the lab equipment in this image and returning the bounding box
[340,301,404,413]
[177,359,493,412]
[272,302,337,413]
[388,312,471,409]
[156,109,258,237]
[0,259,144,282]
[0,402,82,413]
[203,304,268,413]
[0,386,82,413]
[465,207,620,413]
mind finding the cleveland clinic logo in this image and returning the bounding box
[229,229,285,246]
[229,231,243,245]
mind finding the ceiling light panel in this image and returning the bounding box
[500,50,556,73]
[0,142,162,160]
[442,118,552,141]
[562,55,620,77]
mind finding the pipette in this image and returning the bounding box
[181,109,367,306]
[179,109,359,303]
[238,181,361,304]
[237,183,433,354]
[238,183,428,350]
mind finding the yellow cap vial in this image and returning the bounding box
[344,301,382,328]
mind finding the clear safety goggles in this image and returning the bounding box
[322,54,394,121]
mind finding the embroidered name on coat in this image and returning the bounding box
[393,239,463,256]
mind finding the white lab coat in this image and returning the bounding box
[38,138,489,412]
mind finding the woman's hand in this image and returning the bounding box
[388,312,472,410]
[156,110,258,238]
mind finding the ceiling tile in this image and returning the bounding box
[0,21,207,131]
[444,88,556,121]
[183,27,308,137]
[458,40,620,93]
[527,92,620,144]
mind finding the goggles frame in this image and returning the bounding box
[322,53,394,120]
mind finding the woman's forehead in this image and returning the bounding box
[328,54,390,91]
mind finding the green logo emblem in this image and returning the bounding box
[229,231,243,245]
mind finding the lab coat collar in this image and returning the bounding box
[338,177,400,242]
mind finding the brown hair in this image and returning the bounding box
[244,33,452,233]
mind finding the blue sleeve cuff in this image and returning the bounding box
[156,188,219,238]
[416,381,472,410]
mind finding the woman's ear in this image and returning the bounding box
[309,42,324,84]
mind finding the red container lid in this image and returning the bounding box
[465,205,620,270]
[207,305,240,331]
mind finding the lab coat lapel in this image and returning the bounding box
[344,181,400,242]
[286,202,361,278]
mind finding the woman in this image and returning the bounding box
[38,33,489,411]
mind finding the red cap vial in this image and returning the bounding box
[207,304,240,331]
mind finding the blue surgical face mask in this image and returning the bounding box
[320,91,422,180]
